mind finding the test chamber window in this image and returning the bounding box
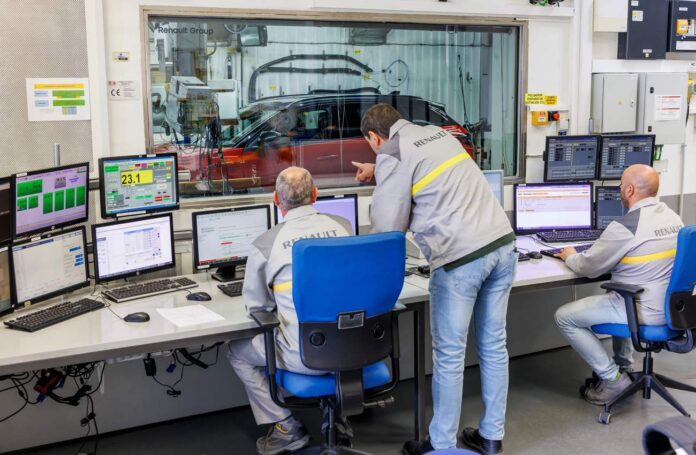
[146,17,521,198]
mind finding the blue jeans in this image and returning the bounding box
[555,293,635,381]
[428,243,516,449]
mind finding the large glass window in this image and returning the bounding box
[147,17,520,197]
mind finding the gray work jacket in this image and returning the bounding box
[370,119,514,270]
[566,197,684,324]
[242,205,352,371]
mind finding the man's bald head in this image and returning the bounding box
[620,164,659,208]
[275,167,316,212]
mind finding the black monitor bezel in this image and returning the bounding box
[594,185,625,230]
[11,162,91,239]
[513,182,594,235]
[0,176,11,245]
[98,153,180,219]
[92,213,176,283]
[192,204,272,271]
[543,135,600,183]
[10,226,90,307]
[273,194,360,235]
[0,243,13,317]
[597,134,656,181]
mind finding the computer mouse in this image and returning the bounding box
[187,292,212,302]
[528,251,543,260]
[124,312,150,323]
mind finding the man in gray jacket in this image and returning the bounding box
[227,167,353,455]
[555,164,683,405]
[354,104,516,455]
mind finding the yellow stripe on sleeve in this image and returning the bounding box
[272,281,293,292]
[620,249,676,264]
[411,153,470,196]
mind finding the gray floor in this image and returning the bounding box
[15,342,696,455]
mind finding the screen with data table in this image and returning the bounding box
[13,163,89,237]
[99,154,178,218]
[598,135,654,180]
[92,214,175,282]
[0,178,11,244]
[11,227,89,305]
[193,205,271,270]
[514,183,593,233]
[596,186,628,229]
[544,135,599,182]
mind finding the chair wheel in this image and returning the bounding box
[598,412,612,424]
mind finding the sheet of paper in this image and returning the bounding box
[157,305,225,327]
[26,78,91,122]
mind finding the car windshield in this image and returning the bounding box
[228,107,282,145]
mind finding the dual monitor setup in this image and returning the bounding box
[513,134,653,240]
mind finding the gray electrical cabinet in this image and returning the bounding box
[637,73,688,145]
[591,73,639,133]
[617,0,669,59]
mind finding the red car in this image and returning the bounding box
[156,93,473,192]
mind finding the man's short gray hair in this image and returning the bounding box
[275,167,314,211]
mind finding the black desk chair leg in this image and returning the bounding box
[654,373,696,393]
[648,376,692,418]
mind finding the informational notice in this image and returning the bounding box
[26,78,91,122]
[108,80,139,101]
[654,95,683,121]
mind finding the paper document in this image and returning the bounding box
[157,305,225,327]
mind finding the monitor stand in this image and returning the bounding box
[212,266,244,283]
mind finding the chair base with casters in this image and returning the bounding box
[591,281,696,425]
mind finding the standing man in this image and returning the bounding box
[227,167,353,455]
[554,165,683,405]
[354,104,516,454]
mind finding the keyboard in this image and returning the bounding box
[537,229,603,243]
[103,277,198,303]
[4,298,105,332]
[540,243,594,258]
[218,281,243,298]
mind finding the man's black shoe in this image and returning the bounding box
[459,427,503,454]
[402,438,435,454]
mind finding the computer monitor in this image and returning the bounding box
[513,183,594,234]
[0,246,12,316]
[0,177,11,244]
[544,135,600,182]
[10,227,89,306]
[598,135,655,180]
[274,194,359,234]
[483,170,504,206]
[192,205,271,282]
[595,186,628,230]
[92,213,175,283]
[99,153,179,218]
[13,163,90,238]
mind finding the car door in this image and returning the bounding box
[293,104,343,179]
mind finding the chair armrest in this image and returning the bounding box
[600,282,645,296]
[250,310,280,330]
[601,282,645,351]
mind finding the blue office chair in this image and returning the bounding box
[591,225,696,424]
[252,232,406,454]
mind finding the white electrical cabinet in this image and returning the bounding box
[637,73,688,145]
[591,73,639,133]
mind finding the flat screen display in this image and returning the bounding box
[274,194,359,235]
[514,183,593,233]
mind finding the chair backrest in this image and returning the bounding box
[665,225,696,330]
[292,232,406,370]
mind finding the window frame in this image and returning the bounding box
[139,6,528,207]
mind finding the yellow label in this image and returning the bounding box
[524,93,545,105]
[544,95,558,105]
[677,19,689,35]
[268,85,278,91]
[120,170,153,186]
[353,49,362,54]
[34,83,84,89]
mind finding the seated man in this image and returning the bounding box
[227,167,353,455]
[554,164,684,405]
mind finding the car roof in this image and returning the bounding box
[244,93,434,111]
